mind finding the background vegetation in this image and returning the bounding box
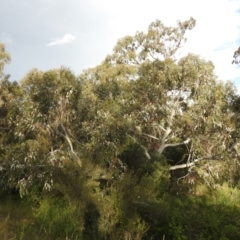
[1,18,240,239]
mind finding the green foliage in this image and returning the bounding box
[1,17,240,240]
[232,46,240,64]
[0,43,10,77]
[33,197,83,239]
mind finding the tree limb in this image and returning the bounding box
[127,133,152,160]
[55,123,82,167]
[170,155,222,170]
[141,133,159,140]
[164,138,191,148]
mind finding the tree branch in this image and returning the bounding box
[55,123,82,167]
[127,133,152,160]
[164,138,191,148]
[141,133,159,140]
[63,133,82,167]
[170,155,222,170]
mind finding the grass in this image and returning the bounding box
[0,195,33,240]
[0,193,84,240]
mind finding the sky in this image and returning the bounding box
[1,0,240,91]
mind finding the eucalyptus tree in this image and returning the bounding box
[232,46,240,64]
[0,67,84,196]
[0,43,10,78]
[0,43,26,192]
[23,68,83,157]
[81,18,237,186]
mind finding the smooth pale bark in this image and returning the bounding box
[170,156,222,170]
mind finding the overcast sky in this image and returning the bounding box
[1,0,240,91]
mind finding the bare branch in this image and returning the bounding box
[156,124,167,132]
[55,124,82,167]
[145,150,151,160]
[164,138,191,148]
[63,132,82,167]
[177,172,191,185]
[133,57,140,65]
[141,133,159,140]
[127,134,152,160]
[170,155,222,170]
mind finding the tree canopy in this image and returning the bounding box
[0,18,240,239]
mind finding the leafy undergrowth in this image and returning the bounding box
[0,193,83,240]
[0,194,34,240]
[142,194,240,240]
[1,184,240,240]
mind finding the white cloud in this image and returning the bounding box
[46,34,76,46]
